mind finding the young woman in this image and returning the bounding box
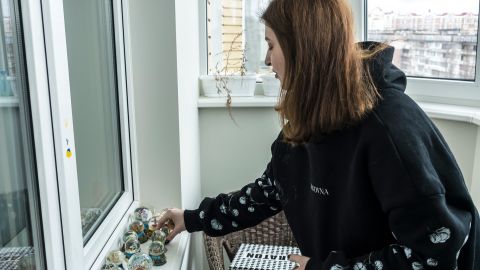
[159,0,480,269]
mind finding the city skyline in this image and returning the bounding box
[368,0,479,14]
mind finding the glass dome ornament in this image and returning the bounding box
[151,229,168,251]
[122,230,138,242]
[124,238,141,259]
[133,206,153,230]
[147,215,162,239]
[151,230,166,243]
[148,241,167,266]
[107,250,125,269]
[121,230,138,252]
[127,253,153,270]
[130,220,148,243]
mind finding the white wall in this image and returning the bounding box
[432,119,478,189]
[199,108,281,197]
[128,1,207,268]
[199,110,479,196]
[174,0,204,268]
[126,1,208,268]
[471,129,480,208]
[128,0,182,209]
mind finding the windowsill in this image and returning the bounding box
[138,232,189,270]
[198,95,278,108]
[91,201,190,270]
[198,96,480,126]
[416,102,480,126]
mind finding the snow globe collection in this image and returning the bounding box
[100,206,172,270]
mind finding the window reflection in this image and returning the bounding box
[0,0,45,268]
[62,0,125,243]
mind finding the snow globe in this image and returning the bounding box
[149,241,167,266]
[124,238,141,259]
[127,253,153,270]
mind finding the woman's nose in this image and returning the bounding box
[264,52,271,66]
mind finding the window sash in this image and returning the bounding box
[21,0,65,268]
[25,0,135,269]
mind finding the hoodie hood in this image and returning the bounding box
[358,41,407,93]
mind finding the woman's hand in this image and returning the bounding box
[289,254,310,270]
[156,208,186,242]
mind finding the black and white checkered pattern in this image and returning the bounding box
[0,247,35,270]
[230,244,301,270]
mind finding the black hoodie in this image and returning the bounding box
[184,42,480,270]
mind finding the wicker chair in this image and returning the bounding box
[203,211,297,270]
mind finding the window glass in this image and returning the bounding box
[207,0,271,75]
[0,0,45,268]
[63,0,124,243]
[367,0,479,81]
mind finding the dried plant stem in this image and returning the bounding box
[214,32,245,125]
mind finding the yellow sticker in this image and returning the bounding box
[66,148,72,158]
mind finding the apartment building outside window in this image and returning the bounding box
[367,0,479,81]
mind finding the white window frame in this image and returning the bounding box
[199,0,208,76]
[355,0,480,107]
[22,0,137,269]
[20,0,64,269]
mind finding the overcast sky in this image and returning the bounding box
[368,0,479,14]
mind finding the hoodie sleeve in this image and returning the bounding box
[183,162,282,236]
[306,108,474,270]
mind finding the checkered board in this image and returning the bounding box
[230,244,301,270]
[0,247,35,270]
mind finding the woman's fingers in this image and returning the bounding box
[288,254,310,270]
[155,208,186,242]
[156,209,172,227]
[166,226,181,241]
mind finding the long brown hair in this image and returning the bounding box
[261,0,381,143]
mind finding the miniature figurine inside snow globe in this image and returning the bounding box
[123,230,138,242]
[148,209,167,233]
[149,241,167,266]
[121,230,138,252]
[127,253,153,270]
[124,238,141,259]
[160,222,174,244]
[133,206,153,230]
[151,229,167,243]
[165,218,175,233]
[147,216,159,232]
[107,250,125,269]
[129,220,148,243]
[147,214,166,240]
[151,229,168,251]
[101,262,122,270]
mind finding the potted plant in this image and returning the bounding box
[200,32,257,104]
[260,73,281,96]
